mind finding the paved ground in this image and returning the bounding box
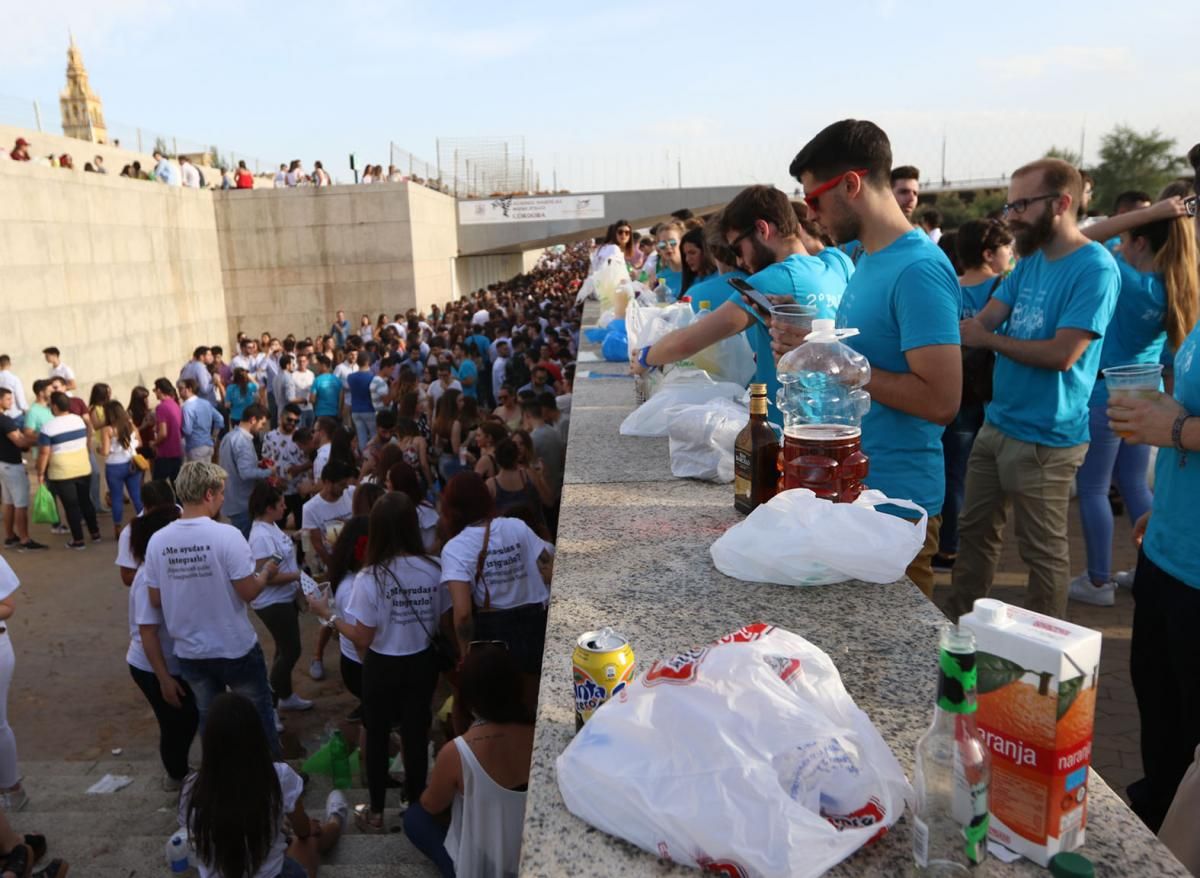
[0,495,1143,802]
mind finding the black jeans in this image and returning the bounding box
[340,653,363,701]
[363,648,437,811]
[1130,548,1200,832]
[152,456,182,482]
[474,603,549,676]
[129,664,199,781]
[254,602,302,702]
[48,475,98,541]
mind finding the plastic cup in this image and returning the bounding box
[1103,363,1163,438]
[769,303,817,326]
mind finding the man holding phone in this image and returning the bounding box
[632,187,850,423]
[785,119,962,598]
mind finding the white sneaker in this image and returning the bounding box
[0,788,28,811]
[278,694,314,712]
[1114,570,1136,589]
[309,659,325,681]
[274,710,284,733]
[1068,572,1116,607]
[325,789,349,828]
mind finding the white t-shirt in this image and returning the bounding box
[248,521,299,610]
[105,429,139,465]
[428,379,462,409]
[127,567,181,676]
[334,361,355,388]
[440,518,551,610]
[302,488,354,534]
[0,557,18,603]
[312,443,331,483]
[348,556,447,657]
[334,574,361,664]
[471,309,490,326]
[417,503,439,553]
[291,369,314,410]
[116,524,137,573]
[142,517,258,661]
[181,762,304,878]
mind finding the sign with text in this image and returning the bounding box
[458,194,606,225]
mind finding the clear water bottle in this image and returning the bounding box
[913,626,991,875]
[165,828,191,873]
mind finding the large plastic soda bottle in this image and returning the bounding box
[165,828,191,873]
[775,319,872,501]
[913,626,991,875]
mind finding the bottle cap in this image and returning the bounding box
[749,383,767,395]
[972,598,1010,627]
[1049,852,1095,878]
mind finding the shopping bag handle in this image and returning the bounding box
[851,490,928,525]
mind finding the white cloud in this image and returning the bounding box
[978,45,1134,81]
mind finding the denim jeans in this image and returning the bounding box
[176,642,281,758]
[939,402,985,556]
[351,411,376,454]
[1076,403,1153,582]
[104,461,143,526]
[300,409,315,430]
[403,801,455,877]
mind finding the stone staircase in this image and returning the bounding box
[12,757,441,876]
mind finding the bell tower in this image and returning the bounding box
[59,33,108,143]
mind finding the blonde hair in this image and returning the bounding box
[1149,181,1199,350]
[175,461,228,504]
[656,220,685,241]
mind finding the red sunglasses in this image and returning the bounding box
[803,168,870,209]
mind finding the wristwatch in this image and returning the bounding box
[324,612,339,628]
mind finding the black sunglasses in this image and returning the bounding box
[728,227,754,250]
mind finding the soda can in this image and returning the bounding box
[573,628,636,730]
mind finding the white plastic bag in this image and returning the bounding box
[710,489,927,586]
[625,299,695,359]
[667,398,749,482]
[692,330,757,388]
[557,623,913,878]
[620,370,747,437]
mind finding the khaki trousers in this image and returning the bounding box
[948,422,1087,620]
[905,514,942,599]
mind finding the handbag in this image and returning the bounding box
[961,277,1002,407]
[131,452,150,472]
[377,560,458,672]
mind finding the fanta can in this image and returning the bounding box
[573,628,636,730]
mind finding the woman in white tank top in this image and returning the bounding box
[403,643,533,877]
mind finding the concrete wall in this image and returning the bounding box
[0,160,228,403]
[215,181,459,338]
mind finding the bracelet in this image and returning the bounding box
[1172,413,1193,468]
[637,346,653,369]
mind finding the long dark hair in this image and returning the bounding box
[460,644,535,725]
[88,382,112,410]
[128,386,151,426]
[153,377,179,402]
[327,515,370,594]
[432,389,460,440]
[365,493,438,593]
[232,367,250,391]
[104,400,134,449]
[130,505,180,563]
[438,471,494,544]
[680,227,715,294]
[186,693,282,878]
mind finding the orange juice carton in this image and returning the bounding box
[958,598,1101,866]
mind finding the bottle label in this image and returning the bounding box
[936,648,978,714]
[912,815,929,867]
[733,448,751,497]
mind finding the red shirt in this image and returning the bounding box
[235,169,253,189]
[67,398,87,418]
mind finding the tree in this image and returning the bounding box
[1044,145,1082,167]
[1090,125,1186,214]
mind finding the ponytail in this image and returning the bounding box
[1146,182,1200,350]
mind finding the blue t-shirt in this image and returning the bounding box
[749,252,849,320]
[1144,324,1200,587]
[961,278,1000,319]
[226,382,258,422]
[656,266,682,300]
[458,359,479,399]
[817,247,855,286]
[838,239,867,265]
[468,335,491,362]
[835,230,961,517]
[687,271,747,313]
[345,370,375,414]
[312,372,341,417]
[986,243,1120,446]
[1089,255,1167,407]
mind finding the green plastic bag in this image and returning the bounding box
[302,730,352,790]
[31,484,58,526]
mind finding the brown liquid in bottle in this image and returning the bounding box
[734,383,780,514]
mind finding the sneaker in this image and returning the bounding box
[50,524,69,535]
[65,541,86,551]
[0,787,29,811]
[308,659,325,681]
[274,710,284,733]
[278,694,314,712]
[90,532,102,543]
[1068,572,1116,607]
[3,537,19,548]
[1114,570,1136,589]
[325,789,349,829]
[18,540,48,552]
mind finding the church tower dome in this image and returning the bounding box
[59,33,108,143]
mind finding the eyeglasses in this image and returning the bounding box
[803,168,870,209]
[728,227,755,251]
[1000,193,1062,218]
[616,228,631,236]
[656,239,680,249]
[283,418,299,426]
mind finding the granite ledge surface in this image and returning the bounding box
[518,303,1187,876]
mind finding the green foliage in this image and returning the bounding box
[1091,125,1186,212]
[1044,145,1082,167]
[929,190,1007,231]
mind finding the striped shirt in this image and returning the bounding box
[38,414,91,480]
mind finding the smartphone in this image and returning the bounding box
[268,552,284,567]
[728,277,771,324]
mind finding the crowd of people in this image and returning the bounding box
[0,241,588,875]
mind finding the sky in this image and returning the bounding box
[3,0,1200,192]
